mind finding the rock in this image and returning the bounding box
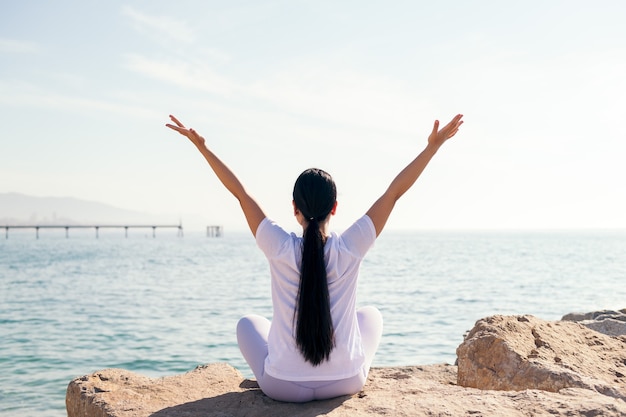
[562,308,626,336]
[581,318,626,337]
[562,309,625,322]
[456,314,626,400]
[67,362,626,416]
[66,363,243,417]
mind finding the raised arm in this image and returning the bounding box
[166,115,266,236]
[365,114,463,236]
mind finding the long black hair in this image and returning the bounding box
[292,168,337,366]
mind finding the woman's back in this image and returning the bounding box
[256,215,376,381]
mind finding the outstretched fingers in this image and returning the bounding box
[165,115,206,148]
[166,115,195,138]
[168,115,184,127]
[165,115,186,133]
[427,114,463,146]
[441,114,463,138]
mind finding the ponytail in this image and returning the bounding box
[292,168,337,366]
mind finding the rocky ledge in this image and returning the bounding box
[67,313,626,417]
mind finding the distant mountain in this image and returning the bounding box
[0,192,174,226]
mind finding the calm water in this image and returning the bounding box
[1,228,625,416]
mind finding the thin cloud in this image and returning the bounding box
[249,65,432,135]
[124,54,238,97]
[0,38,40,54]
[0,80,159,119]
[124,51,430,136]
[121,5,195,44]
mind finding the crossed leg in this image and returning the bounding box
[236,306,383,402]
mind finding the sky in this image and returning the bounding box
[1,0,625,233]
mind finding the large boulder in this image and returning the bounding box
[456,314,626,399]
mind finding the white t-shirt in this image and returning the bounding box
[256,215,376,381]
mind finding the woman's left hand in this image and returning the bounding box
[428,114,464,148]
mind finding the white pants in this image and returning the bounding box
[236,306,383,402]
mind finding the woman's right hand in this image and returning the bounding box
[166,115,206,149]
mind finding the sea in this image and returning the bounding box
[1,227,625,416]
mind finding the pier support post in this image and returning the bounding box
[206,225,222,237]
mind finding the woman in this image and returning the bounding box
[166,113,463,402]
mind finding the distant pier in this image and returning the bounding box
[3,224,184,239]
